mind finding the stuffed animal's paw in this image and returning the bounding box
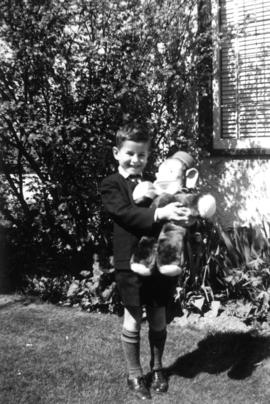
[197,194,216,218]
[158,264,184,277]
[130,263,153,276]
[133,181,157,204]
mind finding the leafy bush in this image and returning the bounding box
[22,254,123,315]
[23,274,72,304]
[218,224,270,323]
[20,222,270,323]
[173,221,270,323]
[0,0,212,278]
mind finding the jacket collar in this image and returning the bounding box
[118,166,142,180]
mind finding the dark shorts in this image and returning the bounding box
[115,270,178,307]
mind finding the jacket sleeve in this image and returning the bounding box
[101,176,156,233]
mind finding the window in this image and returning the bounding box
[212,0,270,151]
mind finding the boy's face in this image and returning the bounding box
[113,140,150,176]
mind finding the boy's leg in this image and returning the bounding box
[147,306,167,370]
[122,306,151,399]
[147,306,168,393]
[122,306,143,378]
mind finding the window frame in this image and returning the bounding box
[212,0,270,154]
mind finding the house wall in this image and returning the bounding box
[199,156,270,230]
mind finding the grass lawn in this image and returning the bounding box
[1,299,270,404]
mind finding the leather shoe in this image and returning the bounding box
[151,369,168,393]
[127,376,151,400]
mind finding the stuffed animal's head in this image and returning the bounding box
[154,156,199,194]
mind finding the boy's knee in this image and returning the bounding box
[123,320,140,332]
[123,307,142,331]
[147,306,166,331]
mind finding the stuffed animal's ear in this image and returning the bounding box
[186,168,199,189]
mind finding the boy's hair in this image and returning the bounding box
[116,123,151,148]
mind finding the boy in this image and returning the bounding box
[101,123,193,400]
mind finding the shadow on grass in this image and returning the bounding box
[166,331,270,380]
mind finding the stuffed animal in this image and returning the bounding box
[130,151,216,277]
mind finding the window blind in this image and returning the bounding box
[219,0,270,141]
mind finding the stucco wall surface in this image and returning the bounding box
[199,157,270,229]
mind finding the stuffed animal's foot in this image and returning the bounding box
[131,263,152,276]
[158,265,183,277]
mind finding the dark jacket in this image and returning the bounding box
[100,173,157,270]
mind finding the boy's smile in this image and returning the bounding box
[113,140,150,176]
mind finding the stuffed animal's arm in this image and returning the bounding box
[197,194,216,219]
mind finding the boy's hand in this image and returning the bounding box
[156,203,196,225]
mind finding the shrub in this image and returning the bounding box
[218,223,270,323]
[21,221,270,323]
[22,254,123,315]
[173,221,270,323]
[0,0,212,277]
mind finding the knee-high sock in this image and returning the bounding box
[121,328,142,378]
[149,328,167,371]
